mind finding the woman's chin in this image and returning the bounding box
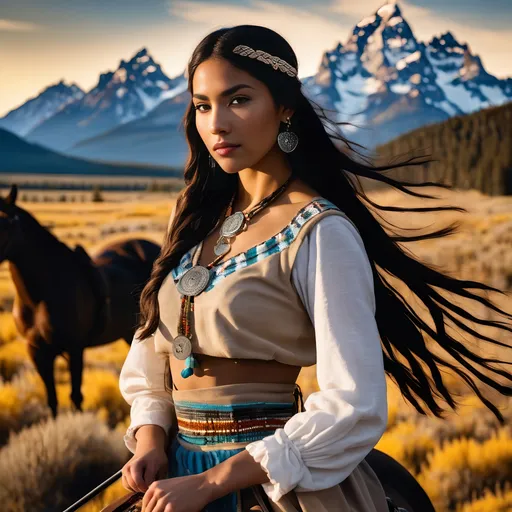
[218,163,245,174]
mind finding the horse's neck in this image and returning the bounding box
[8,230,73,305]
[9,261,39,307]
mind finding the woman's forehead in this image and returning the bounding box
[192,59,260,95]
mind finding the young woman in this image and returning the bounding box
[118,25,512,512]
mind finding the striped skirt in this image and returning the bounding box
[166,382,388,512]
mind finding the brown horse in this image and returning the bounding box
[0,184,161,417]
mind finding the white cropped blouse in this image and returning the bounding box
[119,214,388,503]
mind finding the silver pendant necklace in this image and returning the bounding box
[173,173,296,376]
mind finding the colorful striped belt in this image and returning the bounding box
[174,400,297,446]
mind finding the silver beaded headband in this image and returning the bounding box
[232,45,298,78]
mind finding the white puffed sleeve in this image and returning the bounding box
[119,330,175,454]
[245,213,387,503]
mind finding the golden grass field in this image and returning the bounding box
[0,186,511,511]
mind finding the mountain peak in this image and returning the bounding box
[439,31,463,48]
[428,31,469,55]
[376,2,402,21]
[41,79,84,96]
[345,0,418,68]
[134,47,149,60]
[122,47,159,70]
[0,79,85,137]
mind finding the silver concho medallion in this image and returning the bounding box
[172,335,192,360]
[220,211,245,238]
[176,265,210,296]
[214,239,230,257]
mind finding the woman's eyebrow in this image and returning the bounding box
[192,84,255,100]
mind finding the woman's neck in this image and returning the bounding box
[234,155,294,211]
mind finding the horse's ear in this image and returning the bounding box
[6,184,17,205]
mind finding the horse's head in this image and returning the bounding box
[0,185,22,263]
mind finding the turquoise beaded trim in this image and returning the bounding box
[171,197,340,292]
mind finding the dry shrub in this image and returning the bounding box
[0,384,19,445]
[0,312,18,346]
[82,368,130,426]
[56,368,130,427]
[418,395,512,447]
[457,484,512,512]
[0,361,131,446]
[375,420,438,476]
[418,429,512,511]
[0,341,31,380]
[384,394,512,455]
[0,370,48,446]
[0,411,130,512]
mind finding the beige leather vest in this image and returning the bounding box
[154,197,351,367]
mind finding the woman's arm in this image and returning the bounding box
[134,424,168,453]
[201,214,388,503]
[119,330,175,454]
[120,201,179,454]
[203,450,269,501]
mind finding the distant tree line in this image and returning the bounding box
[0,179,184,193]
[373,102,512,196]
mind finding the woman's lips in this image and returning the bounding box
[215,145,240,156]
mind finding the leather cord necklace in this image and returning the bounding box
[173,173,296,378]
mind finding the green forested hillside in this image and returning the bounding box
[374,102,512,196]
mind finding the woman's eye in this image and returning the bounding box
[231,96,249,105]
[194,97,249,113]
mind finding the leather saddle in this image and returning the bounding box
[100,491,143,512]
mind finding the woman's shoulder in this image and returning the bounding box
[296,195,361,242]
[296,206,369,265]
[312,207,361,238]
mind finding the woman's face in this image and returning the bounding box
[192,57,290,174]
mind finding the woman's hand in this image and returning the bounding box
[141,473,213,512]
[121,446,169,493]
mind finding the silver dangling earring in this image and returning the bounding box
[277,116,299,153]
[209,154,216,168]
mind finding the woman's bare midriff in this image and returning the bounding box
[169,354,301,390]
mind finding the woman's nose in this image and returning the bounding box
[209,106,229,134]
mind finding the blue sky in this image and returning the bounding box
[1,0,511,116]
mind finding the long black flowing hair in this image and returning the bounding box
[137,25,512,422]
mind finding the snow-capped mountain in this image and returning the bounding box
[0,80,84,137]
[426,32,512,113]
[25,48,187,151]
[302,2,512,147]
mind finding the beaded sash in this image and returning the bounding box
[174,399,296,446]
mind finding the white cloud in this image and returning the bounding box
[0,19,40,32]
